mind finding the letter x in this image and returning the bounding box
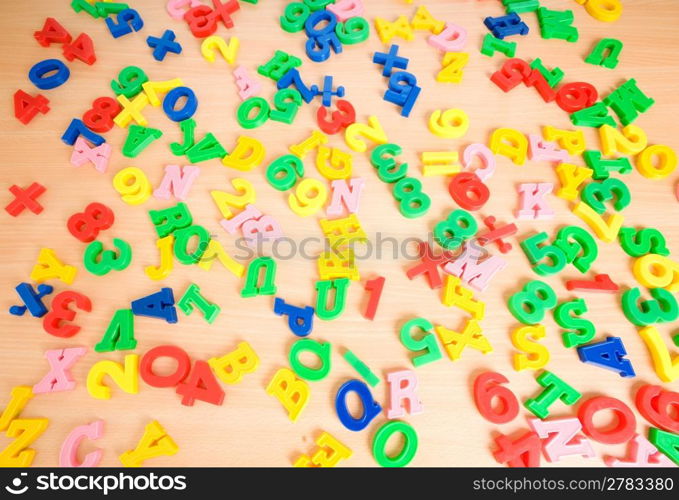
[5,182,46,216]
[33,347,87,393]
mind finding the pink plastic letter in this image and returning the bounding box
[59,420,104,467]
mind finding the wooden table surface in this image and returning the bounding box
[0,0,678,467]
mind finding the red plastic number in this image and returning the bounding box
[317,99,356,134]
[63,33,96,65]
[14,90,50,125]
[209,0,239,29]
[556,82,598,113]
[67,202,115,243]
[578,396,636,444]
[43,291,92,338]
[635,385,679,434]
[493,431,541,467]
[448,172,489,211]
[473,371,519,424]
[82,97,121,133]
[490,58,531,92]
[140,345,192,388]
[176,360,225,406]
[184,5,217,37]
[363,276,385,320]
[34,18,72,47]
[524,69,556,103]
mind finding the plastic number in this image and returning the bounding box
[42,291,92,338]
[270,88,303,124]
[490,58,531,92]
[554,226,598,273]
[448,172,489,211]
[581,178,631,214]
[473,372,519,424]
[67,202,115,243]
[280,2,310,32]
[266,155,304,191]
[211,178,255,219]
[434,209,478,251]
[317,99,355,134]
[635,385,679,434]
[113,167,151,205]
[621,287,679,326]
[619,227,669,258]
[370,143,408,183]
[394,178,430,218]
[105,9,144,38]
[508,280,557,324]
[520,232,568,276]
[399,318,442,367]
[111,66,148,98]
[83,238,133,276]
[237,89,302,129]
[335,16,369,45]
[83,97,121,133]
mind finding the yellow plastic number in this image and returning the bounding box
[210,178,256,219]
[428,108,469,138]
[633,254,679,292]
[201,35,239,64]
[345,116,388,153]
[288,179,328,217]
[87,355,139,400]
[113,167,152,205]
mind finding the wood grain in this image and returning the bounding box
[0,0,678,467]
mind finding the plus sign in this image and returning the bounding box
[146,30,182,61]
[5,182,46,216]
[372,44,409,77]
[477,216,516,254]
[310,76,345,107]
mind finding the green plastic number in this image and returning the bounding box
[553,298,596,348]
[280,2,310,32]
[619,227,670,258]
[269,89,302,124]
[237,96,270,129]
[621,287,679,326]
[371,143,408,183]
[434,209,478,250]
[372,420,418,468]
[508,280,557,324]
[393,178,431,219]
[174,225,210,264]
[399,318,442,367]
[336,17,370,45]
[266,154,304,191]
[111,66,148,98]
[520,232,568,276]
[288,338,331,381]
[84,238,132,276]
[554,226,598,273]
[581,178,631,214]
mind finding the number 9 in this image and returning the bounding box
[113,167,151,205]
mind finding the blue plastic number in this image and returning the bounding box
[304,10,337,38]
[163,87,198,122]
[106,9,144,38]
[29,59,70,90]
[61,118,105,146]
[305,32,342,62]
